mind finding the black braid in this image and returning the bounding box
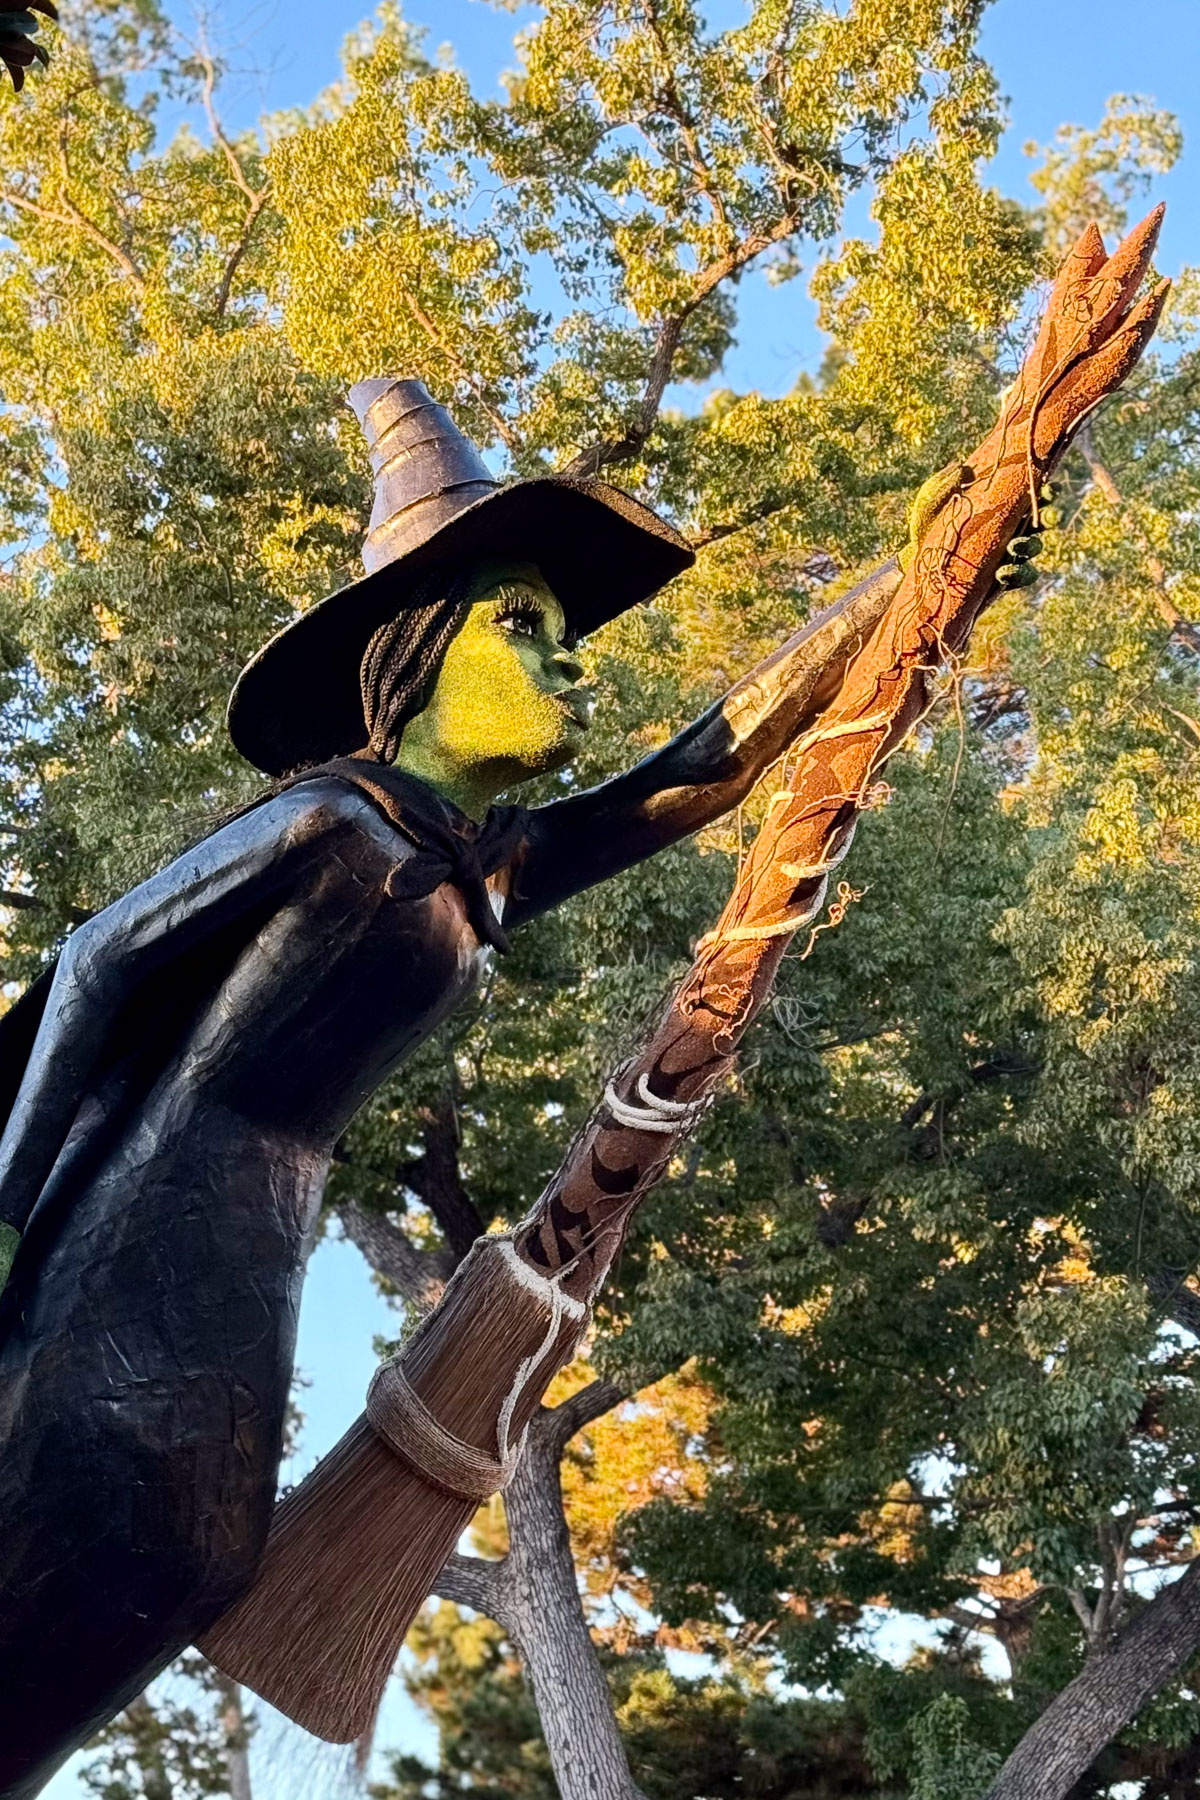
[360,568,473,764]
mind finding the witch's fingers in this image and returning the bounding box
[1031,222,1110,368]
[1031,208,1167,387]
[996,561,1041,590]
[1050,222,1108,305]
[1072,206,1168,359]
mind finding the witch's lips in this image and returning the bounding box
[557,689,594,730]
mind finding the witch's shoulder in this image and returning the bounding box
[245,773,411,857]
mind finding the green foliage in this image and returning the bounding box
[80,1655,252,1800]
[907,1695,1001,1800]
[0,1,1198,1795]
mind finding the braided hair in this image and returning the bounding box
[359,568,474,764]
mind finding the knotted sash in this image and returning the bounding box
[277,756,530,954]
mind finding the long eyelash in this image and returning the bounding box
[494,589,546,629]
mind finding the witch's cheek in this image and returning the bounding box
[501,675,568,753]
[463,668,564,759]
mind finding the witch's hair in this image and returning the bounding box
[359,567,474,764]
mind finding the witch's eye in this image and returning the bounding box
[496,599,546,639]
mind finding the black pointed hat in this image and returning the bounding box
[227,378,695,775]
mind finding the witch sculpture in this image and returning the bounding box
[0,378,1038,1796]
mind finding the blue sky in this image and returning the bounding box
[41,0,1200,1793]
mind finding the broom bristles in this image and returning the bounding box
[200,1236,585,1742]
[200,1413,476,1742]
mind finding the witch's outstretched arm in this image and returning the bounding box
[0,780,384,1244]
[506,560,901,925]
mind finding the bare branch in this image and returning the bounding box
[0,888,92,925]
[196,42,259,205]
[642,0,730,236]
[338,1201,453,1309]
[190,38,273,319]
[562,213,802,481]
[0,186,145,291]
[1067,1586,1096,1642]
[1147,1267,1200,1338]
[404,295,526,460]
[433,1550,512,1625]
[406,1093,485,1257]
[942,1602,1000,1638]
[545,1376,629,1454]
[214,184,271,318]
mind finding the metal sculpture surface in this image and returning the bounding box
[0,0,54,89]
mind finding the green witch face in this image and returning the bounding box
[225,379,693,783]
[393,561,592,816]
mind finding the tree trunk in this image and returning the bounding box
[352,1203,651,1798]
[213,1670,254,1800]
[499,1410,647,1800]
[983,1561,1200,1800]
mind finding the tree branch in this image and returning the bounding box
[1147,1267,1200,1338]
[405,1093,486,1257]
[433,1550,512,1626]
[214,184,271,319]
[191,42,272,320]
[562,213,802,481]
[983,1560,1200,1800]
[404,294,526,460]
[0,186,145,290]
[544,1377,629,1454]
[642,0,730,236]
[0,888,91,925]
[338,1201,453,1309]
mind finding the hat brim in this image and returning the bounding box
[227,476,694,776]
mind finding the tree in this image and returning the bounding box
[81,1659,254,1800]
[0,3,1197,1798]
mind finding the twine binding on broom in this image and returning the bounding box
[692,815,860,952]
[367,1235,589,1499]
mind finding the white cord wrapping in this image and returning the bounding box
[367,1235,588,1499]
[494,1239,587,1471]
[602,1069,710,1135]
[693,816,860,951]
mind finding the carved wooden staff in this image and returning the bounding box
[201,209,1170,1742]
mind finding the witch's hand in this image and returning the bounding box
[0,1222,17,1297]
[898,461,1054,591]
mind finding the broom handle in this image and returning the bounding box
[507,208,1171,1316]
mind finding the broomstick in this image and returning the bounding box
[200,208,1171,1742]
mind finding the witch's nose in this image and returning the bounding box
[553,648,584,683]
